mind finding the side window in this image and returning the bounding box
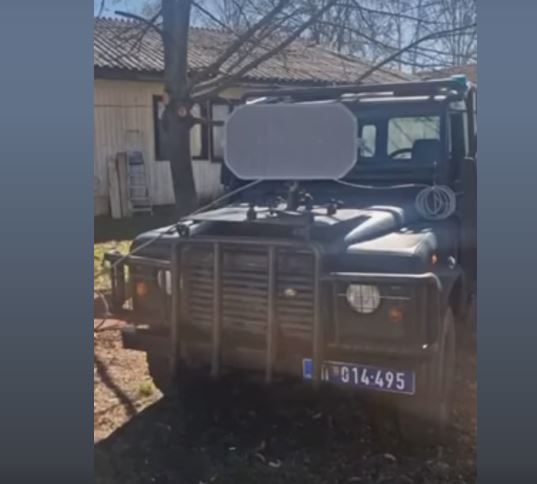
[387,116,440,158]
[210,102,232,162]
[359,124,377,158]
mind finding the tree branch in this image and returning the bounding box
[190,0,292,85]
[211,7,302,79]
[191,1,233,32]
[344,0,443,25]
[192,0,339,100]
[356,22,477,83]
[97,0,106,18]
[115,9,163,37]
[317,19,454,63]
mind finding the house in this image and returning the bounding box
[419,63,477,84]
[94,17,408,216]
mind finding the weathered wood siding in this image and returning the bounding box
[94,79,243,216]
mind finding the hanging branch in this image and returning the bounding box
[191,1,233,32]
[356,22,477,83]
[192,0,339,100]
[209,7,302,80]
[190,0,292,85]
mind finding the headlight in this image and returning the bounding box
[156,270,172,295]
[346,284,381,314]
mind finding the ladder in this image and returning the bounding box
[117,151,153,215]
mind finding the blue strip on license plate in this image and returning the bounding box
[302,358,415,395]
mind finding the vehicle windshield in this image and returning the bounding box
[345,102,446,180]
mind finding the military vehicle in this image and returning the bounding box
[105,77,477,443]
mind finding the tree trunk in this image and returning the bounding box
[162,0,197,216]
[167,112,197,215]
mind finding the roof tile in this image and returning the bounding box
[94,17,408,85]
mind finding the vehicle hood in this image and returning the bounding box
[132,190,457,274]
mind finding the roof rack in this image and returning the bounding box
[242,77,469,103]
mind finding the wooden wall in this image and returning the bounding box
[94,79,245,216]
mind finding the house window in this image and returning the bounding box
[152,96,208,161]
[210,101,234,162]
[152,96,237,162]
[153,95,168,161]
[190,103,208,159]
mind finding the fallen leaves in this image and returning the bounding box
[95,328,476,484]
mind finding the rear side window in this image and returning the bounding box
[359,124,377,158]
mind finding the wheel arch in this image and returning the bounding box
[442,270,468,325]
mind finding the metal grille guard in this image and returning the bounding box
[106,237,325,387]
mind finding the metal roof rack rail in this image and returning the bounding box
[241,77,469,103]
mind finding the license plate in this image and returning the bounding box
[302,358,415,395]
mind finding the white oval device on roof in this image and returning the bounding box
[224,102,358,181]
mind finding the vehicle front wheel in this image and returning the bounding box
[396,308,456,445]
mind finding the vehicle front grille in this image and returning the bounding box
[182,244,315,338]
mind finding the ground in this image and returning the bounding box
[94,213,476,484]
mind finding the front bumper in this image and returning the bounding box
[120,322,440,363]
[105,239,443,387]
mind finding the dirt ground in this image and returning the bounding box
[94,321,476,484]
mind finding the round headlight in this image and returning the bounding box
[156,270,172,295]
[346,284,381,314]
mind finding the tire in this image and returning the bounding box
[397,308,457,445]
[146,353,175,394]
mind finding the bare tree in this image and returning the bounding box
[434,0,476,65]
[262,0,476,71]
[356,21,476,82]
[98,0,476,215]
[160,0,197,215]
[107,0,340,215]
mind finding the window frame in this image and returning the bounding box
[358,123,378,159]
[386,115,442,157]
[208,98,239,163]
[152,95,166,161]
[467,87,477,157]
[152,95,209,162]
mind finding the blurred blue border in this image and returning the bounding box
[0,0,92,482]
[1,0,537,482]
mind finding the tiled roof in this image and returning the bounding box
[419,63,477,84]
[94,17,408,85]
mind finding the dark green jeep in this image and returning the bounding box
[106,77,477,443]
